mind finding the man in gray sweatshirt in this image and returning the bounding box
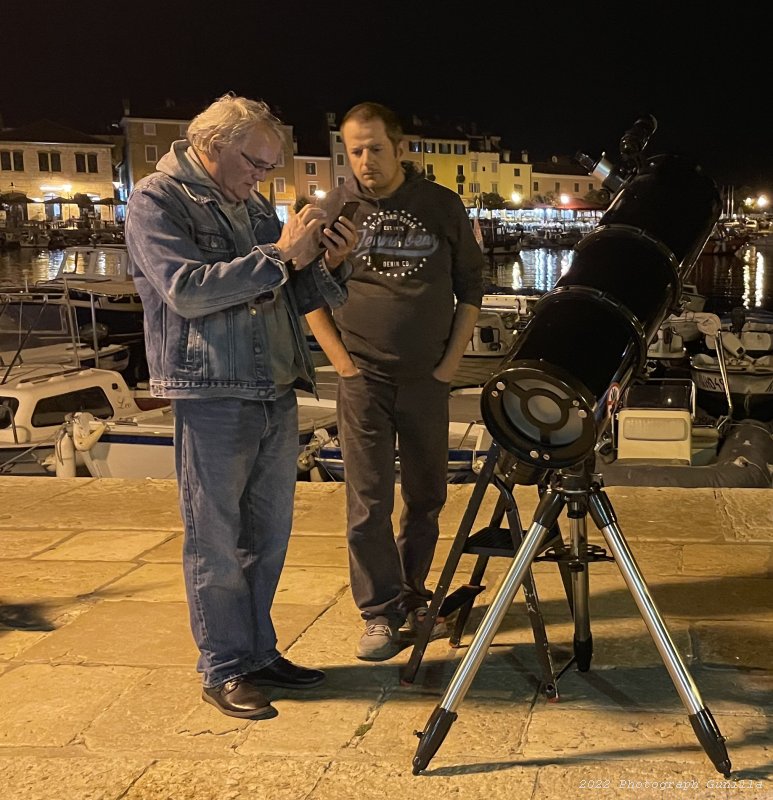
[306,102,484,660]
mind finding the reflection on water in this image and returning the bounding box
[0,248,65,286]
[687,242,773,313]
[3,239,773,312]
[484,238,773,313]
[486,247,575,293]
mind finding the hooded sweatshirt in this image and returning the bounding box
[318,163,484,380]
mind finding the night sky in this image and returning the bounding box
[2,1,770,188]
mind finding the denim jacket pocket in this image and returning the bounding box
[195,227,232,257]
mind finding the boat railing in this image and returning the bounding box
[53,245,130,283]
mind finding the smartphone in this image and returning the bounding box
[326,201,360,236]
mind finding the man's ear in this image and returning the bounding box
[209,135,225,159]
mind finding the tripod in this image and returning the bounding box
[409,445,732,777]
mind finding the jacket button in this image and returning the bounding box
[249,307,257,316]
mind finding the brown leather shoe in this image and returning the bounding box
[202,677,278,719]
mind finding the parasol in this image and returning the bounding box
[0,191,34,204]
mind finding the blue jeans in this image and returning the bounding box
[173,391,298,687]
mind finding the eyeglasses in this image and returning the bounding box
[240,151,277,173]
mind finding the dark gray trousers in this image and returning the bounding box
[336,373,449,624]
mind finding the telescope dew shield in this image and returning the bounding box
[481,151,721,475]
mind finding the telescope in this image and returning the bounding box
[409,118,732,780]
[482,115,722,481]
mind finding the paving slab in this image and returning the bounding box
[0,756,152,800]
[0,478,769,800]
[0,663,145,747]
[32,529,174,561]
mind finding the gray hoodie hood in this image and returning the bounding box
[157,140,222,196]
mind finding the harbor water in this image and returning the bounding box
[2,239,773,312]
[485,237,773,313]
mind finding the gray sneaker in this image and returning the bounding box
[356,621,401,661]
[404,607,448,641]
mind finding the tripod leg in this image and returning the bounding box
[568,510,593,672]
[587,486,732,778]
[412,487,565,774]
[401,442,500,684]
[449,553,489,647]
[450,471,514,646]
[504,502,560,700]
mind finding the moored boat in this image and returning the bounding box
[689,308,773,421]
[700,222,750,256]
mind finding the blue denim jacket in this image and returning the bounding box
[126,172,349,400]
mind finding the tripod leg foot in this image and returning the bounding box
[412,705,458,774]
[689,709,732,778]
[573,633,593,672]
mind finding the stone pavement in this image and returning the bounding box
[0,477,770,799]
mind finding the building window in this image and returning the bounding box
[426,163,434,176]
[334,133,342,143]
[513,167,521,177]
[335,153,345,166]
[588,183,594,192]
[514,183,523,193]
[424,142,436,153]
[145,145,158,164]
[38,151,62,172]
[457,184,463,195]
[491,162,498,173]
[337,176,346,186]
[308,183,318,196]
[471,160,478,173]
[554,182,560,192]
[469,182,480,194]
[491,182,498,194]
[533,181,539,192]
[179,124,188,137]
[74,152,99,173]
[1,150,23,171]
[574,183,580,192]
[143,123,157,135]
[305,162,317,176]
[409,140,421,153]
[454,144,466,155]
[439,143,451,154]
[274,177,286,193]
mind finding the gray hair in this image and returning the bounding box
[187,92,284,156]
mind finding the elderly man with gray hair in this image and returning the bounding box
[126,93,356,720]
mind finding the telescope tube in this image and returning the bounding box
[481,152,722,478]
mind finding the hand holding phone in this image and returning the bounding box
[320,200,359,265]
[324,201,360,239]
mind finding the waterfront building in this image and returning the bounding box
[0,121,117,228]
[1,103,608,231]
